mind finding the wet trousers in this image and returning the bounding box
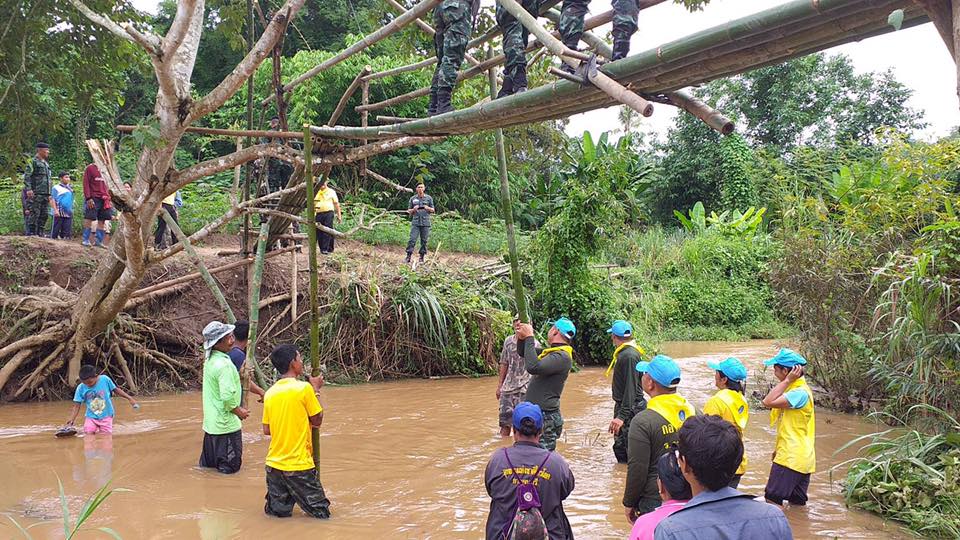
[541,409,564,451]
[264,466,332,519]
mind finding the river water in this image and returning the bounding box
[0,340,908,539]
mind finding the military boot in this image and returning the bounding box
[428,87,438,116]
[496,77,514,99]
[434,87,454,115]
[612,37,631,61]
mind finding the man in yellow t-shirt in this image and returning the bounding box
[761,348,815,507]
[313,179,342,255]
[262,344,331,518]
[154,191,180,248]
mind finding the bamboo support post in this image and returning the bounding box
[160,208,237,324]
[328,65,373,127]
[303,125,323,474]
[245,221,271,399]
[232,137,243,202]
[486,48,528,323]
[291,249,298,330]
[497,0,653,117]
[263,0,443,105]
[361,81,370,175]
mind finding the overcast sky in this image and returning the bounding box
[129,0,959,141]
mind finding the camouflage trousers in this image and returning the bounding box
[431,0,475,91]
[495,0,543,90]
[264,466,332,519]
[540,409,564,451]
[25,193,49,236]
[559,0,639,50]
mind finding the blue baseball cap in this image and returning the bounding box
[763,348,808,368]
[707,357,748,382]
[636,354,681,388]
[548,317,576,339]
[512,401,544,430]
[606,320,633,338]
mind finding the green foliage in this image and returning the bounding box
[8,477,128,539]
[674,202,766,239]
[840,406,960,538]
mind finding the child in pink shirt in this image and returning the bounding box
[629,450,691,540]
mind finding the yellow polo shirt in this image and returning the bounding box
[314,187,339,213]
[262,378,323,471]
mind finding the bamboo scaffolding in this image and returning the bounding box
[356,8,617,114]
[262,0,443,105]
[303,126,323,474]
[382,0,482,67]
[160,208,237,323]
[115,125,303,139]
[328,65,373,127]
[309,0,925,139]
[497,0,653,117]
[486,49,528,322]
[245,222,271,394]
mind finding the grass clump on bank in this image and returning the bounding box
[841,406,960,538]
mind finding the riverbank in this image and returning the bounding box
[0,341,911,539]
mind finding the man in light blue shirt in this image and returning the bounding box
[654,415,793,540]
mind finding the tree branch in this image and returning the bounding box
[366,169,414,193]
[163,0,201,58]
[189,0,307,123]
[66,0,161,56]
[171,143,302,192]
[245,206,389,238]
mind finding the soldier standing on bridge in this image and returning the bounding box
[428,0,481,116]
[495,0,543,97]
[559,0,639,71]
[23,142,52,237]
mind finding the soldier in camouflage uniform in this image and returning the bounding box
[23,142,52,237]
[495,0,543,98]
[428,0,481,116]
[559,0,639,67]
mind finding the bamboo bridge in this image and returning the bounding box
[257,0,934,247]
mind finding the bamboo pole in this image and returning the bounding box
[376,115,421,124]
[328,65,373,127]
[160,208,237,324]
[313,0,925,140]
[262,0,443,105]
[291,249,298,330]
[364,57,438,82]
[129,246,297,299]
[497,0,653,117]
[115,125,304,139]
[245,221,271,396]
[361,81,370,175]
[303,125,323,473]
[366,169,414,192]
[486,49,528,323]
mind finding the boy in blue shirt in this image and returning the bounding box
[51,171,74,239]
[65,364,139,434]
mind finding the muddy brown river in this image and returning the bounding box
[0,340,909,539]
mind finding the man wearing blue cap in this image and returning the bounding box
[606,320,646,464]
[761,348,815,506]
[484,401,575,539]
[623,355,695,523]
[515,317,575,451]
[703,357,750,488]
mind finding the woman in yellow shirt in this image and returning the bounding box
[703,357,749,488]
[313,178,342,254]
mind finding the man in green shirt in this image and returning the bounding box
[199,321,249,474]
[607,319,646,464]
[23,142,52,237]
[515,317,575,451]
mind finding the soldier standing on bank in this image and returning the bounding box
[428,0,481,116]
[495,0,543,98]
[558,0,639,71]
[23,142,52,237]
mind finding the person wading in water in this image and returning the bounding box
[515,317,575,452]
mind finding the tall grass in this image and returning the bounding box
[837,405,960,538]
